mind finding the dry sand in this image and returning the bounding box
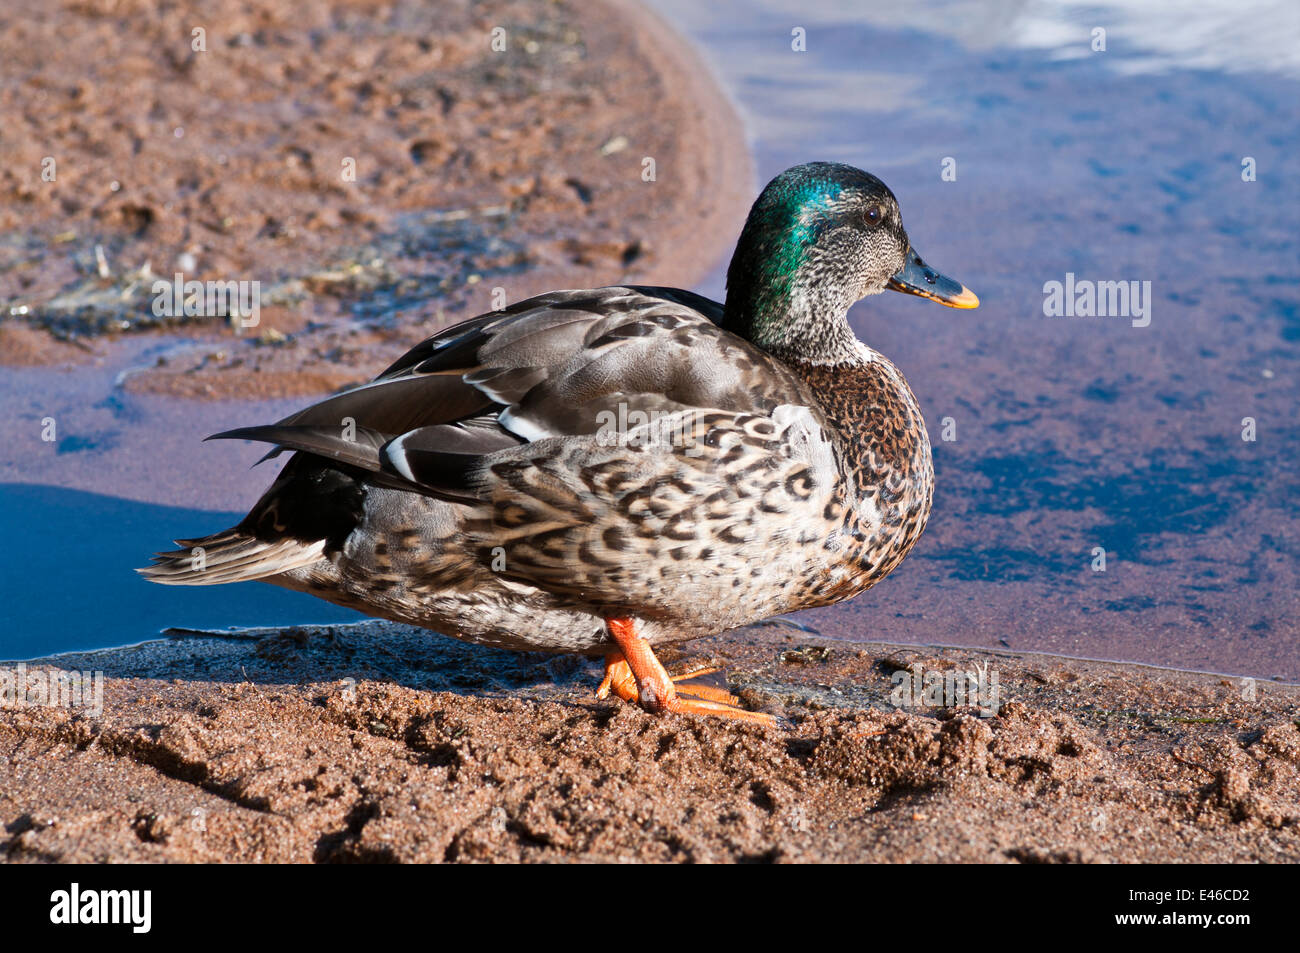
[2,622,1297,863]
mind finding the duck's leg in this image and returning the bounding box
[595,617,775,726]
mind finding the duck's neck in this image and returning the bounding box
[723,261,866,366]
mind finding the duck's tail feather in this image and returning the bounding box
[206,423,389,472]
[138,528,328,586]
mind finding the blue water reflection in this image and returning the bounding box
[652,0,1300,678]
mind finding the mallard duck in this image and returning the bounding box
[142,162,977,725]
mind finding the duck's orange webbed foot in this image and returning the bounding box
[596,617,775,727]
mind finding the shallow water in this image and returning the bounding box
[0,484,363,660]
[648,0,1300,679]
[3,0,1298,679]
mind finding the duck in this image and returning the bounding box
[142,162,978,726]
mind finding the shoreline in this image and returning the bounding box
[9,625,1297,689]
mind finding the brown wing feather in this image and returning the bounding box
[209,285,819,511]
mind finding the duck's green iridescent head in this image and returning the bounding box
[723,162,977,365]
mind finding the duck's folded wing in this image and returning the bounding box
[204,286,838,607]
[209,286,815,501]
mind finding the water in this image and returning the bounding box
[0,339,366,659]
[3,0,1298,679]
[647,0,1300,679]
[0,484,363,660]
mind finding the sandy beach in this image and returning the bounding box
[3,623,1297,862]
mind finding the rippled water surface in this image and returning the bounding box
[650,0,1300,679]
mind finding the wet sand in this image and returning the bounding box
[2,623,1297,862]
[0,0,751,392]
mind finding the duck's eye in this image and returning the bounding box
[864,205,883,226]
